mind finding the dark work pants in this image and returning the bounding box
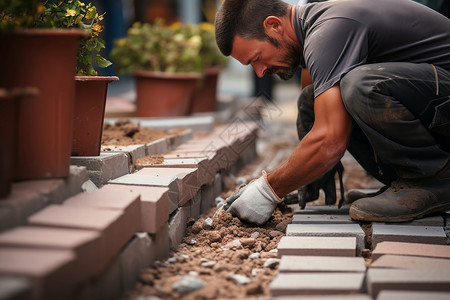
[299,62,450,185]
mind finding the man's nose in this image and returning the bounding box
[251,63,267,78]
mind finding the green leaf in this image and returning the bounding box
[95,55,112,68]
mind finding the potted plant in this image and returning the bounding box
[0,0,88,180]
[40,1,119,156]
[110,20,203,117]
[190,22,228,114]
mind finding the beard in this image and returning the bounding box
[266,39,301,80]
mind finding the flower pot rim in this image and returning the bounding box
[133,70,202,79]
[0,28,88,38]
[75,75,119,83]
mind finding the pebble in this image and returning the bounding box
[229,274,250,285]
[251,268,263,277]
[250,231,260,239]
[188,239,197,245]
[264,258,280,269]
[188,271,199,277]
[201,260,217,268]
[240,238,256,248]
[249,253,260,260]
[167,257,177,264]
[136,296,161,300]
[269,249,278,254]
[225,239,242,249]
[203,218,214,230]
[269,230,283,238]
[172,276,204,294]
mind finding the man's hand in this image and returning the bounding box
[225,171,282,225]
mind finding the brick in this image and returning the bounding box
[366,268,450,298]
[267,296,371,300]
[376,290,450,300]
[372,224,447,248]
[292,214,356,224]
[103,184,169,234]
[139,117,213,133]
[109,173,178,213]
[149,223,170,261]
[200,182,215,214]
[372,241,450,260]
[0,248,77,300]
[269,272,365,296]
[286,224,365,253]
[168,206,190,249]
[146,138,169,155]
[101,144,146,173]
[0,226,102,277]
[213,172,222,198]
[371,254,450,270]
[277,236,357,257]
[28,205,131,272]
[88,257,122,300]
[279,256,366,273]
[0,276,31,300]
[294,205,350,215]
[137,167,201,206]
[71,152,129,187]
[384,215,444,227]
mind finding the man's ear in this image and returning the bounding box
[263,16,284,35]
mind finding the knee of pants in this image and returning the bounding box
[340,65,373,117]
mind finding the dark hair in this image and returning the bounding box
[214,0,290,56]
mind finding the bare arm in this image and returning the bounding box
[267,84,353,197]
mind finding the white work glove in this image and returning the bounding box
[225,171,282,225]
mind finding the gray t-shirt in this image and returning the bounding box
[294,0,450,97]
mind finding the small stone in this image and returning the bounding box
[172,276,204,294]
[136,296,161,300]
[201,258,209,263]
[275,221,288,233]
[201,260,217,268]
[225,239,242,249]
[260,252,277,259]
[203,218,214,230]
[264,258,280,269]
[188,271,199,277]
[249,253,260,260]
[269,249,278,254]
[251,268,263,277]
[167,257,177,264]
[269,230,283,238]
[179,254,189,259]
[229,274,250,285]
[188,239,197,245]
[240,238,256,248]
[250,232,260,239]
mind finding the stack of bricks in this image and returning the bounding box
[0,120,259,300]
[270,202,450,299]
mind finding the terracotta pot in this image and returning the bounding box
[190,67,222,113]
[72,76,119,156]
[133,70,201,117]
[0,29,87,180]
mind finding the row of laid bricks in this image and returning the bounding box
[0,121,260,300]
[269,204,450,299]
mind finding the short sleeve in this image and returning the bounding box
[304,18,369,97]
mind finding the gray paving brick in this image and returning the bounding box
[168,205,190,250]
[277,236,357,257]
[376,290,450,300]
[294,205,350,215]
[286,224,365,253]
[371,254,450,270]
[0,276,31,300]
[271,295,371,300]
[292,214,356,224]
[372,224,447,248]
[138,116,214,132]
[100,144,146,173]
[381,215,444,227]
[279,256,366,273]
[146,138,169,155]
[269,272,365,296]
[366,268,450,298]
[372,241,450,260]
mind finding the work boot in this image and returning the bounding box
[345,186,389,204]
[350,176,450,222]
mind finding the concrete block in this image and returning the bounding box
[277,236,357,257]
[0,248,77,300]
[0,226,102,278]
[166,129,193,150]
[371,254,450,270]
[292,214,356,224]
[286,224,365,254]
[138,116,214,132]
[366,268,450,298]
[101,144,146,173]
[278,256,366,273]
[189,192,202,220]
[137,168,201,206]
[104,184,169,234]
[0,276,31,300]
[88,257,122,300]
[269,272,365,296]
[200,183,215,214]
[28,205,130,272]
[382,215,444,227]
[109,173,179,214]
[372,241,450,260]
[294,205,350,215]
[149,223,170,261]
[372,224,447,248]
[213,172,222,198]
[376,290,450,300]
[71,152,129,187]
[168,206,190,250]
[145,138,169,156]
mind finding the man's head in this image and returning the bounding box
[215,0,301,80]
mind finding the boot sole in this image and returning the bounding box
[350,201,450,223]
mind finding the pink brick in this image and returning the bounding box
[104,184,169,234]
[63,185,141,236]
[377,290,450,300]
[28,205,130,272]
[0,247,77,300]
[372,241,450,260]
[137,167,200,206]
[0,226,101,278]
[279,256,366,273]
[371,254,450,270]
[277,236,357,257]
[372,224,446,247]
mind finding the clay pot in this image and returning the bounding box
[190,67,222,113]
[0,88,38,198]
[72,76,119,156]
[133,70,201,117]
[0,29,88,180]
